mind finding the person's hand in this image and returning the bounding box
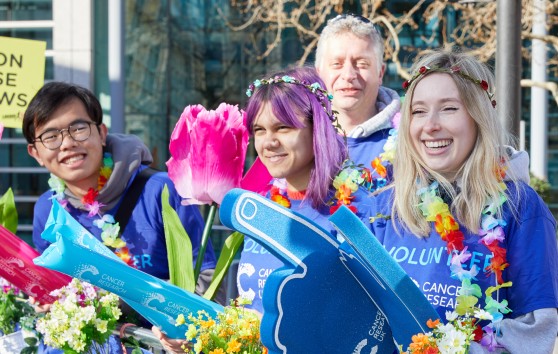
[242,308,263,321]
[151,326,191,354]
[29,296,51,314]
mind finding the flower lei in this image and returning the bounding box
[403,65,497,108]
[405,165,512,353]
[328,113,400,214]
[270,178,290,208]
[48,153,136,267]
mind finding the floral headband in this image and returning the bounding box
[246,75,337,122]
[403,65,497,108]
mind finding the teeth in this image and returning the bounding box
[424,140,452,149]
[269,155,285,162]
[63,155,85,164]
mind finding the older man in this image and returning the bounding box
[316,14,400,185]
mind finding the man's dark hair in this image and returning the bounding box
[22,82,103,144]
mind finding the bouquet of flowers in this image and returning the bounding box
[402,309,504,354]
[0,277,34,336]
[177,298,266,354]
[35,278,122,354]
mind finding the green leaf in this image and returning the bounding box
[162,184,195,293]
[0,188,18,234]
[131,348,143,354]
[203,232,245,301]
[24,338,38,347]
[20,347,37,354]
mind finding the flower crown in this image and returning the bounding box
[246,75,338,122]
[403,65,497,108]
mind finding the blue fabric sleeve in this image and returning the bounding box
[32,192,54,253]
[506,200,558,318]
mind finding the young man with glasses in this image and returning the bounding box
[316,14,401,188]
[24,82,225,309]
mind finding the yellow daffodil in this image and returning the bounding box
[226,339,242,353]
[175,314,186,326]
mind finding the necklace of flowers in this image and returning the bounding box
[48,153,135,267]
[408,167,512,353]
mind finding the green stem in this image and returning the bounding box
[194,202,218,284]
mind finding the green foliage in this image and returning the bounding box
[122,310,141,327]
[120,334,149,351]
[20,346,38,354]
[161,184,196,293]
[0,188,18,234]
[203,232,245,301]
[0,290,34,336]
[529,172,552,204]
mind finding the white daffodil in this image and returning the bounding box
[445,310,459,321]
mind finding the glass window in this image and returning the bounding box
[0,28,53,49]
[0,0,52,21]
[45,56,53,80]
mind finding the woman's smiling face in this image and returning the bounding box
[253,103,315,191]
[409,73,478,181]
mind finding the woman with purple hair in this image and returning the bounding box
[238,66,375,316]
[155,67,376,353]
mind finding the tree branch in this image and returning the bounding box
[521,79,558,106]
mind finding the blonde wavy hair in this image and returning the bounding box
[388,50,518,237]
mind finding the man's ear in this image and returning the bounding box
[99,123,109,146]
[28,144,45,166]
[378,62,386,86]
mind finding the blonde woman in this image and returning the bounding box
[370,51,558,353]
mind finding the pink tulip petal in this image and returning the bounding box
[190,110,243,204]
[0,122,3,141]
[167,104,248,206]
[240,157,273,196]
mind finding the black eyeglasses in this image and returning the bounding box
[33,121,99,150]
[327,14,380,34]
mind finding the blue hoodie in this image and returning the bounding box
[33,165,217,278]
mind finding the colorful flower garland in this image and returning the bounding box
[407,165,512,352]
[48,153,136,267]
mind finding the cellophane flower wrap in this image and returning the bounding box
[177,298,266,354]
[167,103,249,206]
[35,278,122,354]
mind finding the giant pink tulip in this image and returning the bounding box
[167,103,249,205]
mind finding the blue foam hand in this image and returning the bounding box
[34,226,223,338]
[219,189,395,354]
[330,205,441,350]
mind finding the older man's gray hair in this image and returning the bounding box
[315,16,384,72]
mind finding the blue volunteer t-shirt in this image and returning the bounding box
[237,187,375,313]
[32,165,217,279]
[370,181,558,321]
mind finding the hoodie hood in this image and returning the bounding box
[347,86,401,139]
[64,133,153,213]
[503,145,530,184]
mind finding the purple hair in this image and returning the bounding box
[245,67,348,209]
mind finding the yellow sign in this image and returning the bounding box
[0,36,46,128]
